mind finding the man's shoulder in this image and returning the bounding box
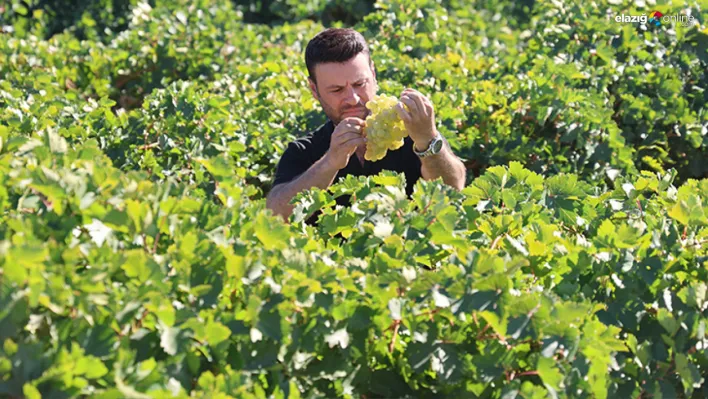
[288,119,334,151]
[272,119,333,187]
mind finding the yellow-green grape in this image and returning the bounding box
[364,94,408,161]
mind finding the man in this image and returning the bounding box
[266,28,466,224]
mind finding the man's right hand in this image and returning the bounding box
[323,117,367,170]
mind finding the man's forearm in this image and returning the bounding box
[266,156,339,222]
[418,137,466,190]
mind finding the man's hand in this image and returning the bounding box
[323,117,367,170]
[395,88,437,151]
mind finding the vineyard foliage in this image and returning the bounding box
[0,0,707,398]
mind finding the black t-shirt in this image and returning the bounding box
[272,119,423,225]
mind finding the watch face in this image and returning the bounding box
[432,138,444,153]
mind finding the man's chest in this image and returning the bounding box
[338,144,416,178]
[314,133,420,182]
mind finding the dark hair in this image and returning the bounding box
[305,28,371,84]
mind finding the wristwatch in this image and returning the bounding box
[413,133,444,158]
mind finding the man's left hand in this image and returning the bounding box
[395,88,437,152]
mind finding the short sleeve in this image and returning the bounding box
[272,138,317,187]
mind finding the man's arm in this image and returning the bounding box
[266,117,367,223]
[396,88,467,191]
[417,134,466,190]
[266,155,339,222]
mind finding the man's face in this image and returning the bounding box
[308,52,377,126]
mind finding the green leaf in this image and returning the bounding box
[121,250,160,283]
[668,194,705,226]
[675,353,704,395]
[479,311,507,338]
[77,356,109,379]
[253,212,289,250]
[537,356,564,394]
[656,309,678,336]
[30,182,66,215]
[204,321,231,346]
[677,282,707,310]
[195,156,233,179]
[23,384,41,399]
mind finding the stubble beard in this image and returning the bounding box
[316,92,371,126]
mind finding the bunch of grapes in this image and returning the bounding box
[363,94,408,161]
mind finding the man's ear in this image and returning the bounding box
[308,77,320,100]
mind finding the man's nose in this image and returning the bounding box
[343,86,360,106]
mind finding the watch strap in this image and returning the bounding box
[414,133,443,158]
